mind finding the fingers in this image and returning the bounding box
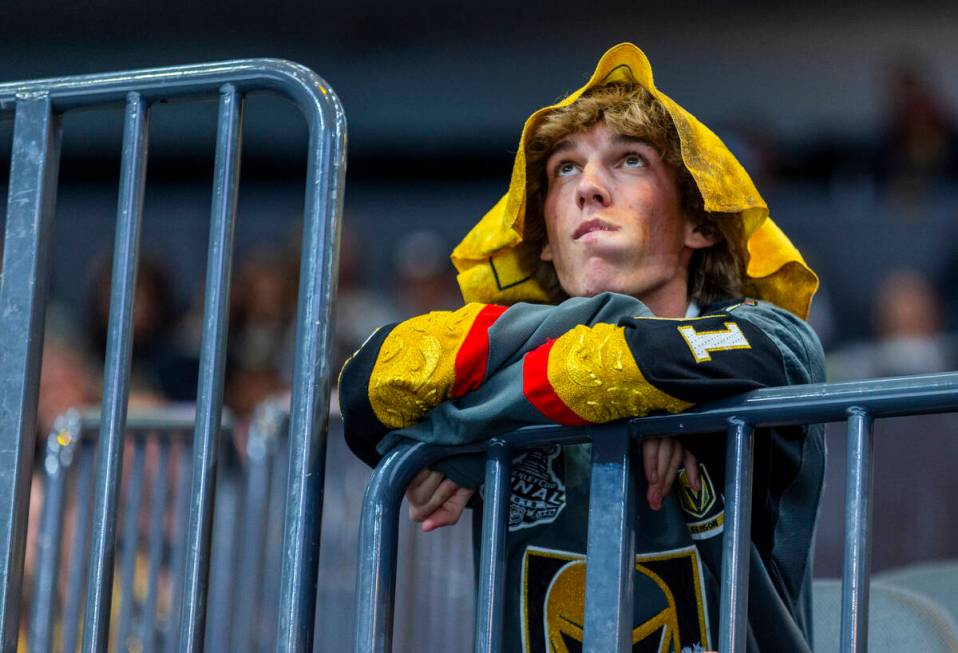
[642,438,700,511]
[642,438,659,485]
[660,442,685,508]
[683,449,701,493]
[406,472,458,522]
[421,487,476,533]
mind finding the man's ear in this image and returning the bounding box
[684,219,719,250]
[540,240,554,261]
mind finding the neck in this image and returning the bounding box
[638,278,691,318]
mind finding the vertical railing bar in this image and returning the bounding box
[62,440,96,653]
[582,428,636,653]
[840,408,874,653]
[718,418,755,653]
[262,436,290,648]
[164,439,192,653]
[142,437,172,653]
[28,411,81,653]
[178,82,244,653]
[204,458,240,653]
[0,95,61,651]
[354,443,439,653]
[276,88,346,653]
[81,90,151,653]
[232,404,283,653]
[114,437,148,653]
[474,441,512,653]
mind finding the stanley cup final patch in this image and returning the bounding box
[508,445,567,531]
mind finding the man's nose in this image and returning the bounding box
[576,164,611,209]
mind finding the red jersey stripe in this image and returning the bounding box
[451,304,508,398]
[522,340,591,426]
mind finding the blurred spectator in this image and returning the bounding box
[392,228,460,317]
[827,268,957,379]
[877,53,958,199]
[225,247,300,418]
[87,254,197,405]
[38,304,97,437]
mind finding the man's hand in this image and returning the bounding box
[642,437,700,511]
[406,469,475,533]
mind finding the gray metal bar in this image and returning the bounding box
[354,441,459,653]
[840,408,875,653]
[62,441,96,653]
[178,82,244,653]
[718,419,755,653]
[142,439,172,653]
[582,428,636,653]
[0,59,345,116]
[233,401,287,653]
[164,441,193,653]
[630,372,958,437]
[205,464,240,653]
[275,60,347,653]
[29,410,81,652]
[474,441,512,653]
[115,438,148,653]
[0,94,61,650]
[82,90,150,653]
[262,435,290,648]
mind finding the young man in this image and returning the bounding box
[340,43,824,653]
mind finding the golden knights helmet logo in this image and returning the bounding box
[677,465,716,520]
[522,546,711,653]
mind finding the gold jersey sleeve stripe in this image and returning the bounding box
[368,302,488,429]
[546,324,692,424]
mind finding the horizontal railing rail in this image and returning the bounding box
[354,371,958,653]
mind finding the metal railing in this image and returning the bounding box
[354,372,958,653]
[0,60,345,653]
[27,402,292,653]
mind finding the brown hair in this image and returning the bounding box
[524,83,746,307]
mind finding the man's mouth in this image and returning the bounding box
[573,219,619,240]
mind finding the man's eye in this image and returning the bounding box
[623,154,647,168]
[556,161,577,176]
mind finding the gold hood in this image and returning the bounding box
[450,42,818,319]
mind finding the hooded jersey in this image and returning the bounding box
[339,292,825,653]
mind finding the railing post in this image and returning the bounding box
[718,418,755,653]
[29,410,81,652]
[0,94,61,650]
[582,427,636,653]
[83,91,150,653]
[841,408,874,653]
[474,441,512,653]
[179,82,244,652]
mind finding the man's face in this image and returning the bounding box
[540,122,714,316]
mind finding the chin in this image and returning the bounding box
[564,275,632,298]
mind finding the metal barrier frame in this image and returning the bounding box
[354,372,958,653]
[30,407,238,653]
[0,60,346,653]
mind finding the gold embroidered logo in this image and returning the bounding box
[522,546,711,653]
[677,465,716,520]
[676,322,751,363]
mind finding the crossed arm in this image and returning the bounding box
[338,292,797,531]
